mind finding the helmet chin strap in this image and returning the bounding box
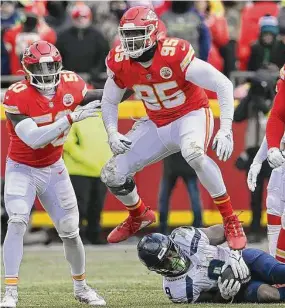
[37,86,56,99]
[131,43,157,63]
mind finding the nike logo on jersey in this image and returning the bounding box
[58,169,65,175]
[181,43,186,51]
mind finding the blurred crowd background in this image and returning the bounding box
[1,0,285,246]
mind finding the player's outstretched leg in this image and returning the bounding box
[37,161,106,306]
[179,109,246,250]
[183,152,246,250]
[101,119,172,243]
[62,236,106,306]
[242,248,285,285]
[0,221,25,308]
[1,161,36,308]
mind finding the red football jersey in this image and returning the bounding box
[3,71,87,167]
[266,65,285,149]
[106,37,209,127]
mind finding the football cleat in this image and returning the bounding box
[0,288,18,308]
[74,286,106,306]
[107,207,156,243]
[224,214,247,250]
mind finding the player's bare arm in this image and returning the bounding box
[5,112,29,127]
[80,89,104,106]
[200,224,226,246]
[196,290,228,303]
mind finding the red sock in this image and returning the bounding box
[276,228,285,263]
[127,199,146,217]
[213,193,234,219]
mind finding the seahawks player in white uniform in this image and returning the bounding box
[137,225,285,303]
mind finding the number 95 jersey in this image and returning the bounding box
[163,227,230,303]
[106,37,209,127]
[3,71,87,168]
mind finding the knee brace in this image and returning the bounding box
[108,177,136,196]
[101,157,126,187]
[181,144,205,171]
[58,213,79,239]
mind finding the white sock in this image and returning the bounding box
[267,224,281,256]
[115,185,140,206]
[73,278,87,292]
[5,285,17,292]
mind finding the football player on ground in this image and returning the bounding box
[1,40,106,307]
[101,6,246,252]
[247,65,285,263]
[137,225,285,303]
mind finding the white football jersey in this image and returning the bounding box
[162,227,230,303]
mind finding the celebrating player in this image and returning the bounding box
[137,225,285,303]
[101,6,246,250]
[247,65,285,263]
[1,41,106,307]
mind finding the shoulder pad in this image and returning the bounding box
[159,38,195,72]
[106,45,128,76]
[3,81,29,114]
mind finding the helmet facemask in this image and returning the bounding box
[23,58,62,91]
[119,24,156,58]
[148,241,189,277]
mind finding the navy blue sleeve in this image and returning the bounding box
[198,22,211,62]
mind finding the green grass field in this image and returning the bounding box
[1,244,283,308]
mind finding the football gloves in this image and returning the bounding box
[70,100,101,123]
[108,132,132,155]
[212,129,233,161]
[222,250,250,282]
[267,147,285,168]
[218,277,241,301]
[247,162,262,192]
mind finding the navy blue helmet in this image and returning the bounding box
[137,233,189,277]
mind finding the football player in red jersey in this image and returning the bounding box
[1,41,106,307]
[101,7,247,257]
[248,65,285,264]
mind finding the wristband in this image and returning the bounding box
[66,114,73,125]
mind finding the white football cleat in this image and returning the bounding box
[0,288,18,308]
[74,286,106,306]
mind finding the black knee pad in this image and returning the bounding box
[108,177,135,196]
